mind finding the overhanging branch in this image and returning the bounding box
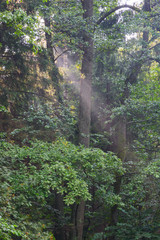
[149,43,160,51]
[148,57,160,64]
[54,49,69,62]
[96,4,140,25]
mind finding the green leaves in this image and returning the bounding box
[0,138,124,206]
[0,138,124,238]
[0,9,36,40]
[145,160,160,178]
[0,216,22,240]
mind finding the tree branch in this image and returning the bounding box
[54,49,69,62]
[1,90,54,101]
[96,5,140,25]
[148,57,160,63]
[149,43,160,51]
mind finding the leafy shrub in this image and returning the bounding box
[0,139,124,239]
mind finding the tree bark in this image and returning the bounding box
[108,117,126,240]
[75,1,93,240]
[76,200,86,240]
[44,4,62,103]
[78,0,93,147]
[54,193,65,240]
[69,204,77,240]
[108,1,151,239]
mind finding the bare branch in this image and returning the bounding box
[1,90,54,101]
[96,4,140,26]
[54,49,69,62]
[149,43,160,51]
[148,57,160,63]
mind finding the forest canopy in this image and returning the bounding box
[0,0,160,239]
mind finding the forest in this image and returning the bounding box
[0,0,160,239]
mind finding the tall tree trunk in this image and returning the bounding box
[142,0,150,44]
[109,117,126,240]
[109,1,151,239]
[54,193,65,240]
[78,0,93,147]
[76,200,86,240]
[44,5,62,103]
[75,1,93,240]
[69,204,77,240]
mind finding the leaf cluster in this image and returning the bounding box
[0,138,124,239]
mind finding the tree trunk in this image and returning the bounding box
[76,200,86,240]
[69,204,77,240]
[108,117,126,240]
[109,2,151,239]
[54,193,65,240]
[142,0,150,44]
[44,6,62,103]
[75,1,93,240]
[78,0,93,147]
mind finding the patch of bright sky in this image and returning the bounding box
[119,0,142,5]
[118,0,143,40]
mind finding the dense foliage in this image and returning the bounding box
[0,139,124,239]
[0,0,160,239]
